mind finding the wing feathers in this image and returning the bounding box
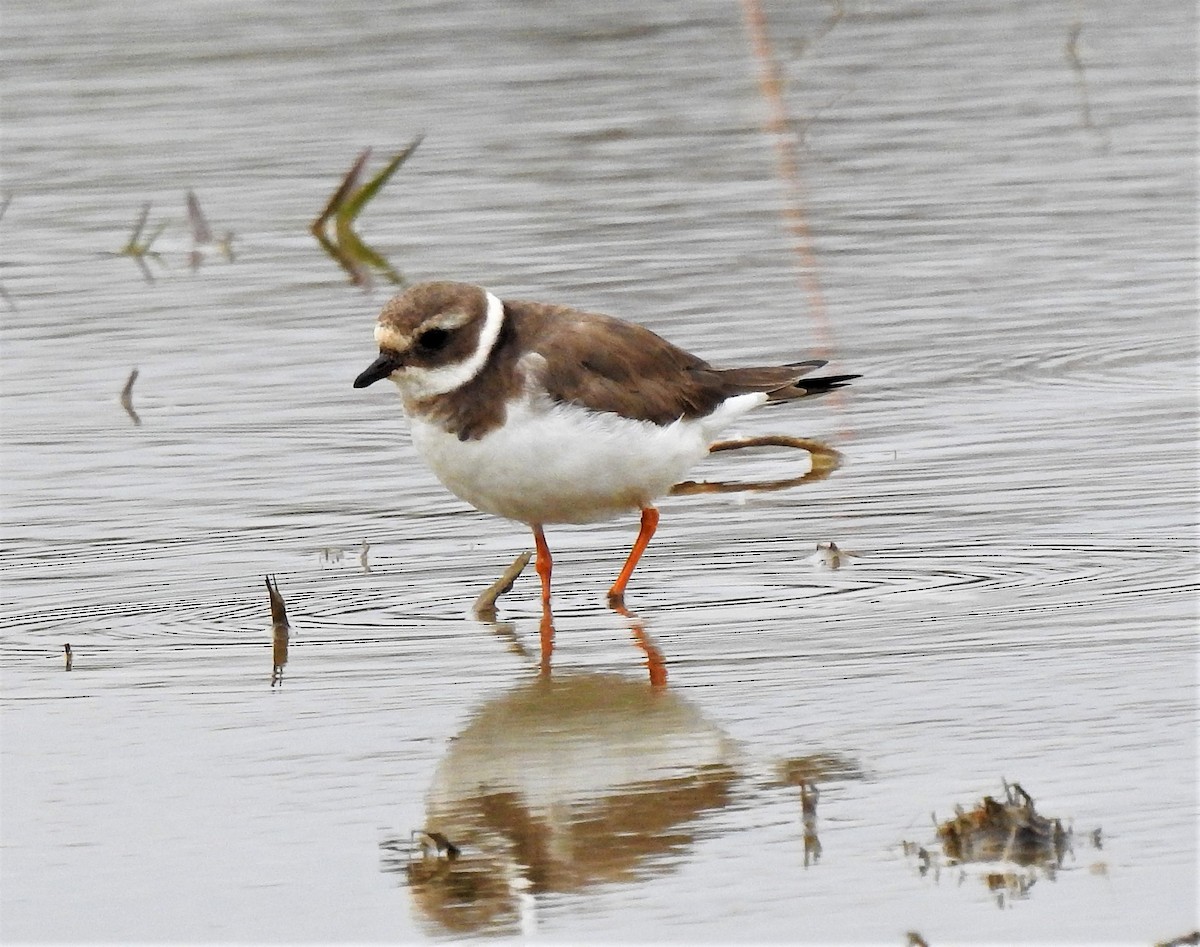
[508,302,855,424]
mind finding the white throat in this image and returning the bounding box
[394,289,505,400]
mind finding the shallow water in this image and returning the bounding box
[1,0,1196,942]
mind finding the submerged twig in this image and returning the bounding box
[1065,20,1111,152]
[411,829,461,861]
[266,574,290,633]
[266,575,290,687]
[119,368,141,426]
[473,550,532,620]
[1154,932,1200,947]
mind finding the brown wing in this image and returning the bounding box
[508,301,827,425]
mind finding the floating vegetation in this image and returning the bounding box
[116,202,168,283]
[106,194,234,280]
[185,189,234,269]
[310,136,423,287]
[936,781,1068,867]
[119,368,141,426]
[904,781,1103,908]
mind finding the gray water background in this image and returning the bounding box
[1,0,1196,942]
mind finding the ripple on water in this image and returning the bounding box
[2,526,1192,657]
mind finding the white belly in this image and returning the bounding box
[408,393,766,525]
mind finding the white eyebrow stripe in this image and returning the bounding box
[428,308,475,331]
[375,324,411,351]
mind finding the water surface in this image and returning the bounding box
[1,0,1196,942]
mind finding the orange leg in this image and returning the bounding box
[531,525,555,677]
[607,506,660,605]
[531,524,553,607]
[532,525,554,672]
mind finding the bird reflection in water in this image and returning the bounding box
[381,674,739,936]
[383,677,865,936]
[667,434,842,497]
[265,575,289,688]
[534,600,667,688]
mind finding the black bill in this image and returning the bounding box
[353,353,400,388]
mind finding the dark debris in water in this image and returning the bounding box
[265,575,289,688]
[119,368,141,426]
[1155,933,1200,947]
[412,829,462,861]
[902,781,1105,909]
[935,780,1067,867]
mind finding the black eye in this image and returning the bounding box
[416,328,450,352]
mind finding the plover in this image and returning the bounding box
[353,282,857,606]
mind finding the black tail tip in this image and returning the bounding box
[800,373,861,396]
